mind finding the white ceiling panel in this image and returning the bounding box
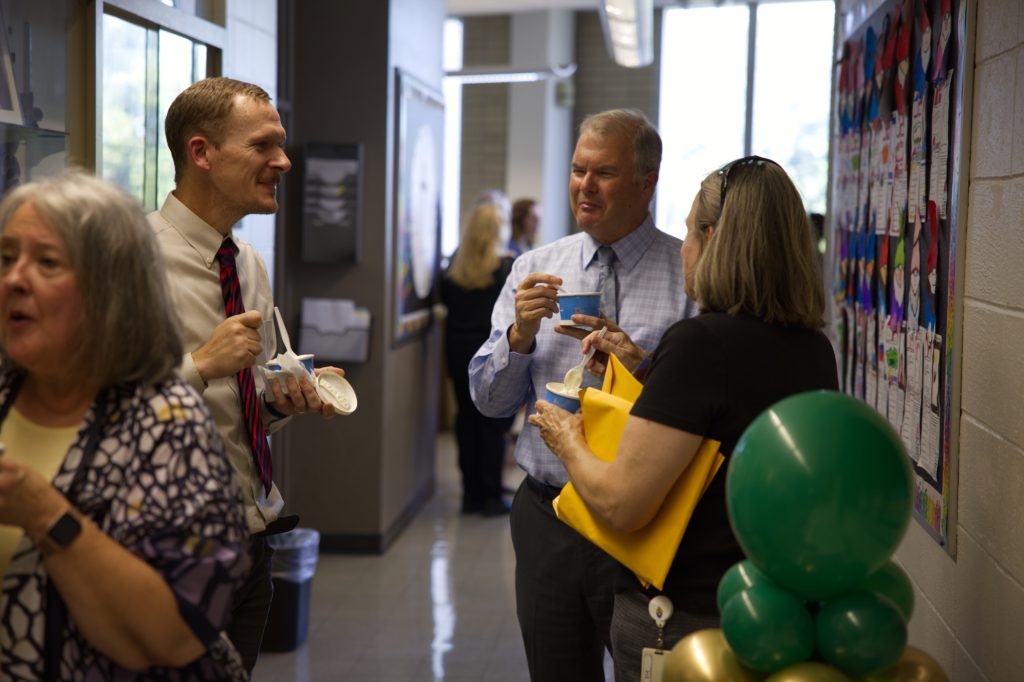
[446,0,598,16]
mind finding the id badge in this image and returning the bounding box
[640,647,667,682]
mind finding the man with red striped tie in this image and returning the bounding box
[150,77,344,675]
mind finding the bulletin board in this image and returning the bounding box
[828,0,975,554]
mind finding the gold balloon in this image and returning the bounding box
[663,628,766,682]
[858,646,950,682]
[764,662,852,682]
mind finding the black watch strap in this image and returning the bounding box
[40,511,82,555]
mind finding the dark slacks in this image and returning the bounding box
[511,476,620,682]
[450,365,512,507]
[610,588,720,682]
[227,537,275,676]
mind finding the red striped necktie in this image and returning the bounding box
[215,238,273,495]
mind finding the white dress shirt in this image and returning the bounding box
[470,214,693,487]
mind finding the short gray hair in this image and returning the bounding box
[0,171,183,387]
[579,109,662,181]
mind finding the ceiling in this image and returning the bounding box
[445,0,599,15]
[445,0,826,16]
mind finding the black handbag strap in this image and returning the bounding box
[42,581,63,682]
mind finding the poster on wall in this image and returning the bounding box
[830,0,974,554]
[392,69,443,347]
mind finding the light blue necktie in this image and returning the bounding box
[597,246,617,323]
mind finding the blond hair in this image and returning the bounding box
[164,77,271,182]
[693,159,825,328]
[448,203,506,289]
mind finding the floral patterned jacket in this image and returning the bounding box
[0,373,250,681]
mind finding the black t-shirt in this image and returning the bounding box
[627,312,839,614]
[440,256,514,380]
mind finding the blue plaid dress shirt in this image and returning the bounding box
[469,214,694,487]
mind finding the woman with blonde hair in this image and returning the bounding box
[530,157,838,680]
[442,198,515,515]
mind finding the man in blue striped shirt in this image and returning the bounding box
[469,109,693,681]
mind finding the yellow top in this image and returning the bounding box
[0,408,78,576]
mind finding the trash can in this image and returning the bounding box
[261,528,320,652]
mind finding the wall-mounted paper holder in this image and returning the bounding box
[299,298,370,364]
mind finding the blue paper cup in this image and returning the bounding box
[545,382,581,412]
[556,291,601,325]
[268,354,315,375]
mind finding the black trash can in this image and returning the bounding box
[261,528,320,652]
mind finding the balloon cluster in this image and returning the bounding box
[663,392,949,682]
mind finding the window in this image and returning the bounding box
[442,18,464,260]
[658,6,749,237]
[102,12,209,210]
[657,1,835,238]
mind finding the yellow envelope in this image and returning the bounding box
[599,347,643,402]
[553,354,724,591]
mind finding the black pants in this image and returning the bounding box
[450,367,512,508]
[227,537,274,676]
[511,477,620,681]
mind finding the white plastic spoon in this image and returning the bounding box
[562,327,607,392]
[273,306,307,376]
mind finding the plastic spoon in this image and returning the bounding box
[562,327,607,392]
[273,307,306,376]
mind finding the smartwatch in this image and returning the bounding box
[39,511,83,555]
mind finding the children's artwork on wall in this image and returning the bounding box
[830,0,976,554]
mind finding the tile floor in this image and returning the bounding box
[253,431,559,681]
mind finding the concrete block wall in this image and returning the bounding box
[459,16,510,231]
[572,11,661,128]
[894,0,1024,679]
[458,10,664,236]
[571,11,662,230]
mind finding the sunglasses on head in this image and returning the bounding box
[716,155,781,208]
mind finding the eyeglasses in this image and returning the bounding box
[717,155,781,209]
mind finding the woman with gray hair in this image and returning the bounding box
[0,171,249,680]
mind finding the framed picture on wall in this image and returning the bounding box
[0,5,23,126]
[392,68,443,347]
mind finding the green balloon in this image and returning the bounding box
[718,560,775,614]
[858,561,914,622]
[726,391,913,600]
[721,584,815,672]
[815,590,906,676]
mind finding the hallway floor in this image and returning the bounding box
[253,431,538,681]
